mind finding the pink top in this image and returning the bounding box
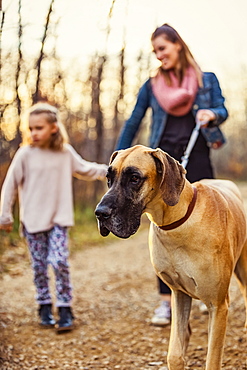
[0,144,108,233]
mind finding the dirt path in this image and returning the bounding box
[1,182,247,370]
[1,226,246,370]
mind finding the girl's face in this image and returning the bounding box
[29,113,57,148]
[152,35,181,71]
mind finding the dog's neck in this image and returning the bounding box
[145,181,196,228]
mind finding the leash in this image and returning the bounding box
[158,118,205,230]
[181,119,207,168]
[158,187,197,231]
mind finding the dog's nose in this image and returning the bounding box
[95,204,112,220]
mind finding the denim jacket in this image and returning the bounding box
[116,72,228,150]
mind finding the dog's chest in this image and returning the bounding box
[149,225,201,296]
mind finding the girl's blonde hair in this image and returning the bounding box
[151,23,203,87]
[27,103,68,151]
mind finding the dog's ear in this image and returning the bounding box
[151,149,186,206]
[109,150,121,165]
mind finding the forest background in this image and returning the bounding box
[1,0,247,212]
[1,4,247,367]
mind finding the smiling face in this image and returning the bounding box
[29,113,58,149]
[152,35,181,71]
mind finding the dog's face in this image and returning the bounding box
[95,145,186,239]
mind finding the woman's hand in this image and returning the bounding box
[196,109,216,126]
[0,223,13,233]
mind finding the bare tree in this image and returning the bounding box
[0,2,23,158]
[32,0,55,103]
[12,0,23,147]
[111,45,126,152]
[0,9,5,119]
[88,0,118,163]
[88,54,106,163]
[0,9,5,85]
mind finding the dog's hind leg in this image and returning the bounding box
[234,239,247,328]
[167,290,192,370]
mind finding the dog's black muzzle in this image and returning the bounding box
[95,203,112,237]
[95,203,112,221]
[95,190,143,239]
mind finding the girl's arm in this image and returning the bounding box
[0,148,25,229]
[67,145,108,181]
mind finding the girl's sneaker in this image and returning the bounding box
[38,304,56,327]
[56,306,74,332]
[151,301,171,326]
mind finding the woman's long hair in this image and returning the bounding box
[151,23,203,87]
[25,103,68,151]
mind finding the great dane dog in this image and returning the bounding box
[95,145,247,370]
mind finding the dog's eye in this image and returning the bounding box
[130,175,140,184]
[107,177,112,188]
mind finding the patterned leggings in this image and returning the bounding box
[24,225,72,307]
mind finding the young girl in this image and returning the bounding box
[0,103,108,332]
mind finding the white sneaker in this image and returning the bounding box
[199,301,208,314]
[151,301,171,326]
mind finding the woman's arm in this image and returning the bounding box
[196,73,228,126]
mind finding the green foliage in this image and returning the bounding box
[0,204,118,261]
[69,204,118,253]
[0,211,21,257]
[0,203,149,275]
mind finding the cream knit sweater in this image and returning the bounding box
[0,144,108,233]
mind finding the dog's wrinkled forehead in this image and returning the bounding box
[110,145,156,174]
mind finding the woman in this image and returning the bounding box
[116,24,228,326]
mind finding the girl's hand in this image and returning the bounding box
[196,109,216,127]
[0,223,13,233]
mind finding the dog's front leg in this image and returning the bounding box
[167,290,192,370]
[206,300,228,370]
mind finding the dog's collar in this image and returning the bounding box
[158,187,197,231]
